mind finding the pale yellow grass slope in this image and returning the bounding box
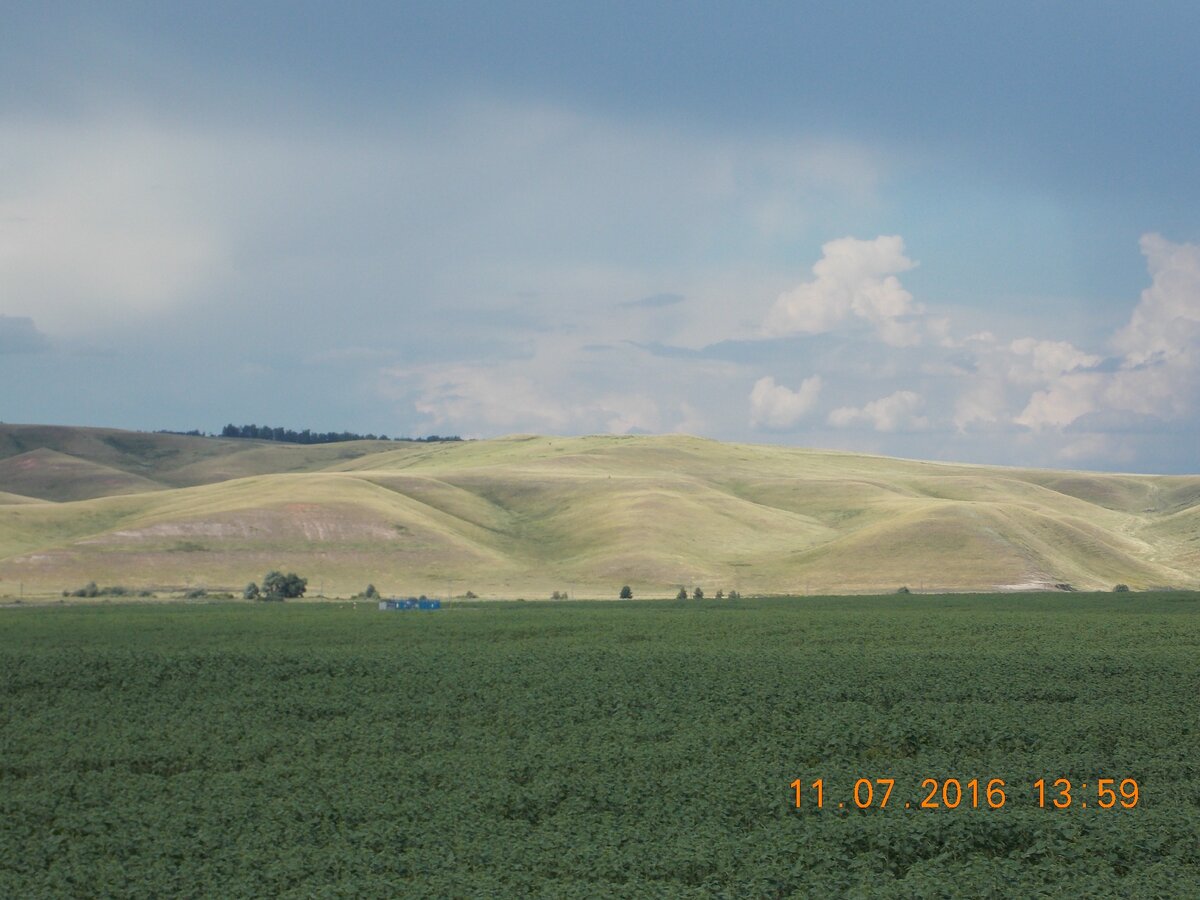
[1,432,1197,597]
[0,490,47,505]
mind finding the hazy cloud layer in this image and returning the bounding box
[0,104,877,343]
[0,123,226,333]
[829,391,928,433]
[0,316,50,353]
[390,343,722,437]
[622,293,685,309]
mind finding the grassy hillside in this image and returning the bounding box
[0,423,398,494]
[0,449,165,502]
[0,425,1197,597]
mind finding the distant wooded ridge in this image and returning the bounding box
[153,425,464,444]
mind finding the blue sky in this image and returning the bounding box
[3,2,1200,471]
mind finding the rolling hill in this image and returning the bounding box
[0,423,1197,597]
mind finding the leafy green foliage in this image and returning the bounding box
[620,585,633,599]
[260,570,306,600]
[63,583,138,598]
[2,594,1198,895]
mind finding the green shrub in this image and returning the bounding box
[620,585,633,599]
[66,583,142,598]
[675,587,687,600]
[1114,583,1131,592]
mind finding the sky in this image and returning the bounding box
[3,2,1200,472]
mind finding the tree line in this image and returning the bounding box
[218,424,463,444]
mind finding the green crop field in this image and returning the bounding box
[3,594,1199,896]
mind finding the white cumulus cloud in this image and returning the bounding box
[763,235,923,347]
[1114,233,1200,365]
[1008,338,1102,385]
[748,375,822,429]
[1014,372,1106,430]
[829,390,927,432]
[1013,234,1200,430]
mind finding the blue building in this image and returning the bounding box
[379,596,441,610]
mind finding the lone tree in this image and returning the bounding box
[620,585,633,599]
[715,589,724,600]
[243,582,260,600]
[261,570,307,601]
[363,584,380,599]
[692,587,704,600]
[1114,584,1131,592]
[676,587,688,600]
